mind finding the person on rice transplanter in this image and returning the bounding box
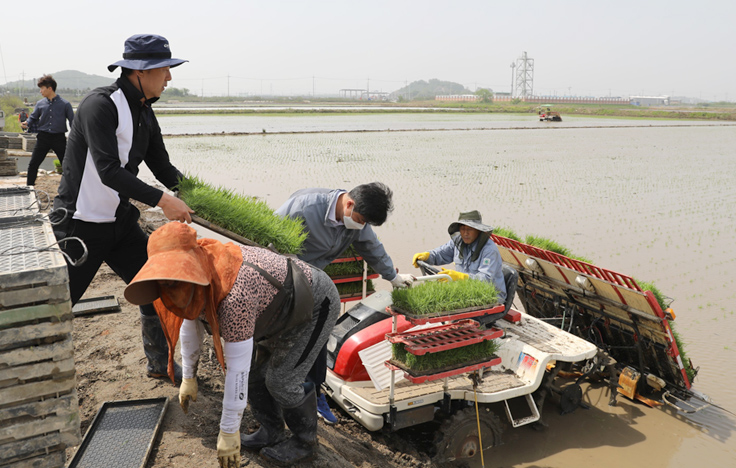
[124,222,340,467]
[275,182,415,425]
[49,34,194,383]
[412,210,508,328]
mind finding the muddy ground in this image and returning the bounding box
[30,175,435,468]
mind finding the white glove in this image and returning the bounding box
[179,378,198,414]
[217,430,240,468]
[390,273,415,289]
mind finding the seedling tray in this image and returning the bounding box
[386,320,503,355]
[67,397,168,468]
[386,355,502,384]
[331,273,380,284]
[330,255,363,263]
[0,186,40,224]
[340,288,376,303]
[387,304,504,325]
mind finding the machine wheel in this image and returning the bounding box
[432,407,503,466]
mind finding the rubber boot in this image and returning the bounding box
[260,382,318,466]
[140,313,182,383]
[241,382,287,450]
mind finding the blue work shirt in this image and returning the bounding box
[275,188,397,281]
[26,95,74,134]
[428,236,507,304]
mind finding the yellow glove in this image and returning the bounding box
[438,269,469,282]
[217,430,241,468]
[179,378,198,414]
[412,252,430,268]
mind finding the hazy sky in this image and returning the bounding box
[1,0,733,100]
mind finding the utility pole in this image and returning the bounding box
[510,62,515,98]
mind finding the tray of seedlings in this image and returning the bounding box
[323,246,379,283]
[336,279,375,302]
[387,279,502,325]
[386,332,502,384]
[177,176,307,255]
[324,245,379,302]
[385,319,503,355]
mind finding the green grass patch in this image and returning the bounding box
[391,279,498,315]
[392,339,499,373]
[177,176,307,255]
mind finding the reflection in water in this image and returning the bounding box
[138,116,736,467]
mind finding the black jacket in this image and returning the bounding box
[53,76,182,230]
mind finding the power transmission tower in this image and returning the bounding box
[514,51,534,99]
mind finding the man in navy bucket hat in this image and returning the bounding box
[51,33,194,396]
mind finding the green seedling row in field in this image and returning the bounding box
[391,280,499,315]
[495,227,694,383]
[392,339,499,373]
[177,176,307,255]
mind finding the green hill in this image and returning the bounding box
[1,70,113,93]
[393,79,472,101]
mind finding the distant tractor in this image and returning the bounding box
[538,105,562,122]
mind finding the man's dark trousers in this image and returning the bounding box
[27,131,67,186]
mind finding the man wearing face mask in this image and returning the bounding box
[272,182,414,426]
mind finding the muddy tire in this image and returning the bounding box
[432,406,504,466]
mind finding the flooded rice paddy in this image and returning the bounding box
[147,114,736,467]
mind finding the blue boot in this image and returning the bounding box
[316,392,337,425]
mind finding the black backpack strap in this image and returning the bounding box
[241,259,284,290]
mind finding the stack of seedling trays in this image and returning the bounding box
[323,246,379,303]
[21,134,36,153]
[385,280,504,384]
[0,186,81,468]
[0,136,18,176]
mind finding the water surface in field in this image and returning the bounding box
[141,115,735,467]
[157,112,734,136]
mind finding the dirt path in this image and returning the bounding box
[29,175,431,468]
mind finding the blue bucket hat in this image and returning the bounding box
[108,34,187,72]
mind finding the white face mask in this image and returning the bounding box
[343,206,366,230]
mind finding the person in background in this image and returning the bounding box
[275,182,414,424]
[21,75,74,185]
[124,222,340,467]
[50,34,194,382]
[412,210,507,327]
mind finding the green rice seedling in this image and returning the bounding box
[336,280,374,296]
[493,227,521,241]
[323,261,376,277]
[391,279,499,315]
[392,339,499,373]
[524,234,591,262]
[323,245,376,277]
[177,176,307,255]
[637,280,695,382]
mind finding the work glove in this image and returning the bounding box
[390,273,415,289]
[217,430,241,468]
[412,252,430,268]
[179,378,198,414]
[438,269,469,282]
